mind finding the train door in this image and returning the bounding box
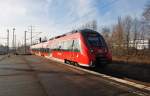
[67,40,74,61]
[55,42,63,59]
[71,40,80,62]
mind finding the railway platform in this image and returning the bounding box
[0,55,149,96]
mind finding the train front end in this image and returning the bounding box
[81,29,112,67]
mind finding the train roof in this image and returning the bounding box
[31,29,99,47]
[80,29,97,33]
[49,29,98,40]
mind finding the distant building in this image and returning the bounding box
[129,39,150,50]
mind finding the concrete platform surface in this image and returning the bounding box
[0,55,148,96]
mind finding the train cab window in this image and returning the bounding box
[87,35,106,48]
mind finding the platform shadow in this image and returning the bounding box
[92,61,150,83]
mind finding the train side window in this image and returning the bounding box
[41,48,43,52]
[62,40,72,51]
[45,48,46,52]
[52,43,58,51]
[58,42,62,51]
[46,48,47,52]
[73,40,80,52]
[56,42,62,51]
[62,41,68,51]
[51,43,54,50]
[44,48,46,52]
[41,48,42,52]
[45,48,47,52]
[47,48,50,52]
[68,40,73,51]
[44,48,45,52]
[61,41,64,51]
[59,42,64,51]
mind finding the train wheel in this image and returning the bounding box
[64,59,66,63]
[70,61,75,65]
[64,59,69,64]
[74,62,79,67]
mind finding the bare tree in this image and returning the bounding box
[101,27,110,39]
[116,17,124,49]
[143,2,150,39]
[110,17,124,56]
[123,16,132,55]
[92,20,97,31]
[101,27,111,48]
[80,20,97,31]
[143,2,150,21]
[132,18,139,55]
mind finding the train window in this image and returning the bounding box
[62,41,68,51]
[52,43,58,50]
[50,43,54,50]
[44,48,45,52]
[59,42,63,50]
[45,48,47,52]
[48,48,49,52]
[87,35,106,48]
[44,48,46,52]
[55,42,62,51]
[60,42,64,50]
[61,40,73,51]
[68,40,74,51]
[73,40,80,52]
[46,48,47,52]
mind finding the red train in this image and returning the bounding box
[30,29,112,67]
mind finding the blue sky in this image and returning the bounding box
[0,0,149,45]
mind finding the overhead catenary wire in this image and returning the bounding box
[26,32,42,41]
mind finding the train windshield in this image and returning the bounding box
[87,34,107,48]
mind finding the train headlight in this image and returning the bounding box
[90,49,94,53]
